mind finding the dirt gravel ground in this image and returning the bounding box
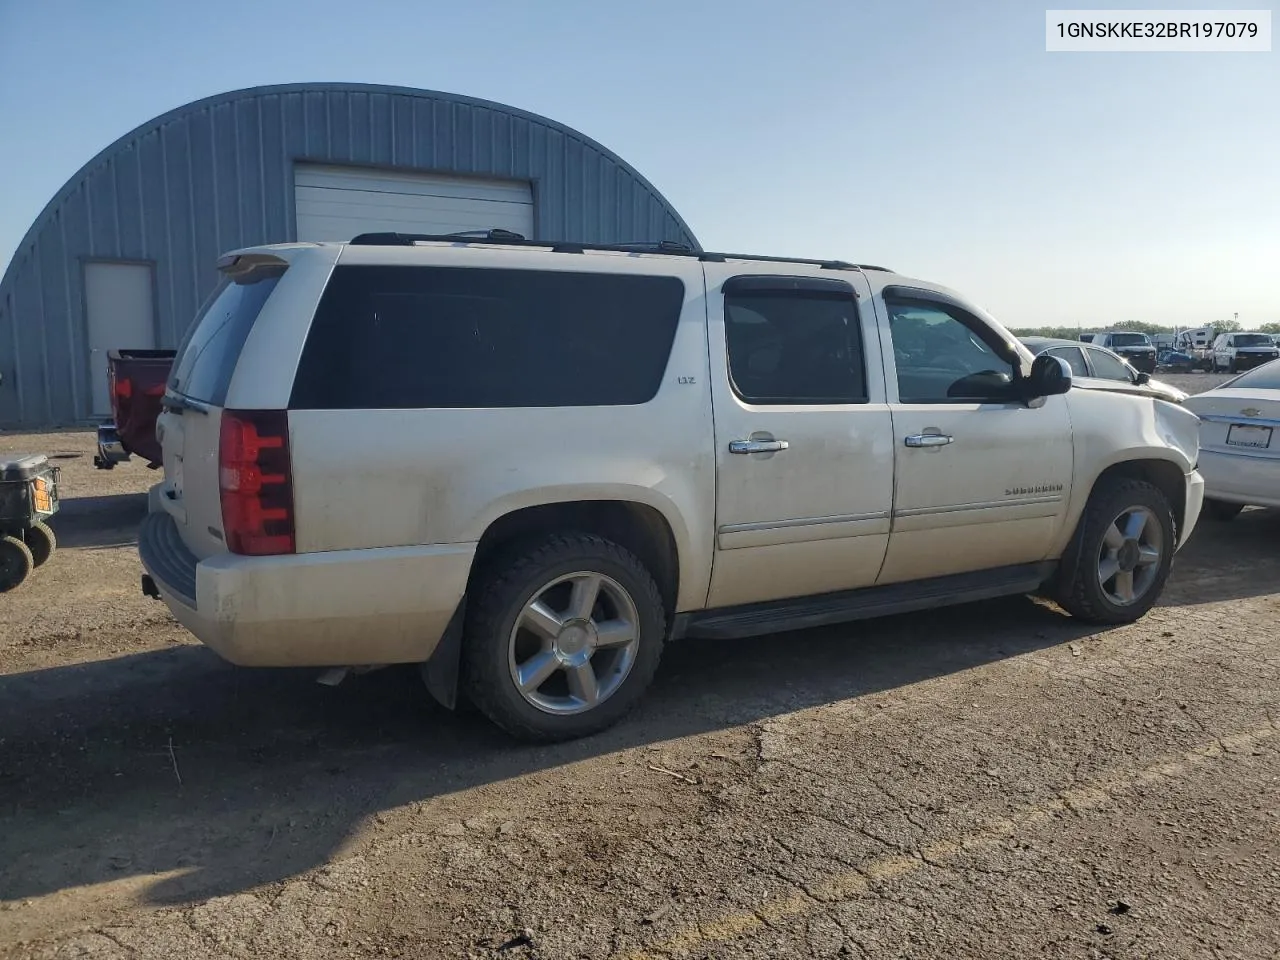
[3,370,1278,960]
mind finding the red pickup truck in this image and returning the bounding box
[95,349,175,470]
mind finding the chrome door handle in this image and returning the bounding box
[904,434,954,448]
[729,439,789,455]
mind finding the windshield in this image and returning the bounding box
[168,267,285,405]
[1234,334,1274,347]
[1225,359,1280,390]
[1110,333,1151,347]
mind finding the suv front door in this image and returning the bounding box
[704,265,895,608]
[875,288,1074,584]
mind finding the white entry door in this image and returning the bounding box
[84,261,156,417]
[294,164,535,242]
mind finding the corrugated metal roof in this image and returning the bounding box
[0,83,699,426]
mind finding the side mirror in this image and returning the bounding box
[1134,371,1151,385]
[1023,353,1072,400]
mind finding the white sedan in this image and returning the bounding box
[1183,359,1280,520]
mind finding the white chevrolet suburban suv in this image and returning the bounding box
[140,233,1205,742]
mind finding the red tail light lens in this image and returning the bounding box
[219,409,295,556]
[114,377,133,399]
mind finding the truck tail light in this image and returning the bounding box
[219,409,295,556]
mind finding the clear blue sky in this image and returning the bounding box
[1,0,1276,329]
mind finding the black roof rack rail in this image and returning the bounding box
[346,230,891,273]
[350,229,530,246]
[698,251,858,271]
[348,231,685,255]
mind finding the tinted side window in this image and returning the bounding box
[169,269,285,405]
[1046,346,1089,377]
[290,266,685,409]
[1086,348,1132,381]
[723,289,866,404]
[887,298,1015,403]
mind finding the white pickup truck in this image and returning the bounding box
[138,233,1205,741]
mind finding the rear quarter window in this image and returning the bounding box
[289,265,685,409]
[168,268,285,405]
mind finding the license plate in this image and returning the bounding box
[1226,424,1273,449]
[32,478,52,513]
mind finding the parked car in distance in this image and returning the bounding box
[1182,359,1280,520]
[139,233,1205,742]
[1211,332,1280,374]
[1089,331,1158,373]
[1020,337,1188,404]
[1157,349,1197,373]
[95,349,176,469]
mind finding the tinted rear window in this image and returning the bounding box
[1228,360,1280,390]
[168,269,284,405]
[1234,334,1273,347]
[289,266,685,409]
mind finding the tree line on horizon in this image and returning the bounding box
[1009,319,1280,339]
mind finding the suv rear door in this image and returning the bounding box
[703,263,894,608]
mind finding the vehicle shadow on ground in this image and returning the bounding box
[0,508,1272,911]
[0,593,1096,910]
[48,492,148,548]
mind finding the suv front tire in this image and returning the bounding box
[462,533,667,742]
[1054,477,1176,625]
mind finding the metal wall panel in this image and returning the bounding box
[0,83,698,427]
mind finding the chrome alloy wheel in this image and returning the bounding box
[507,571,641,715]
[1096,506,1163,605]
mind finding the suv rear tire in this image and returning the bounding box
[1054,478,1176,625]
[462,534,666,742]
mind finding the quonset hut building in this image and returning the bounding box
[0,83,698,427]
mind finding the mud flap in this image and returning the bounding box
[420,598,466,711]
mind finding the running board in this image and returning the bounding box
[673,562,1057,641]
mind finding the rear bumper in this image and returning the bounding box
[138,511,475,667]
[1196,449,1280,509]
[94,423,130,469]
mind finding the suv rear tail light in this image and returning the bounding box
[219,409,296,556]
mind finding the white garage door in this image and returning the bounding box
[294,164,534,242]
[84,261,156,418]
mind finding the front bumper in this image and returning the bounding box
[1120,352,1157,373]
[138,510,476,667]
[1232,353,1279,371]
[1180,469,1205,547]
[1195,449,1280,509]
